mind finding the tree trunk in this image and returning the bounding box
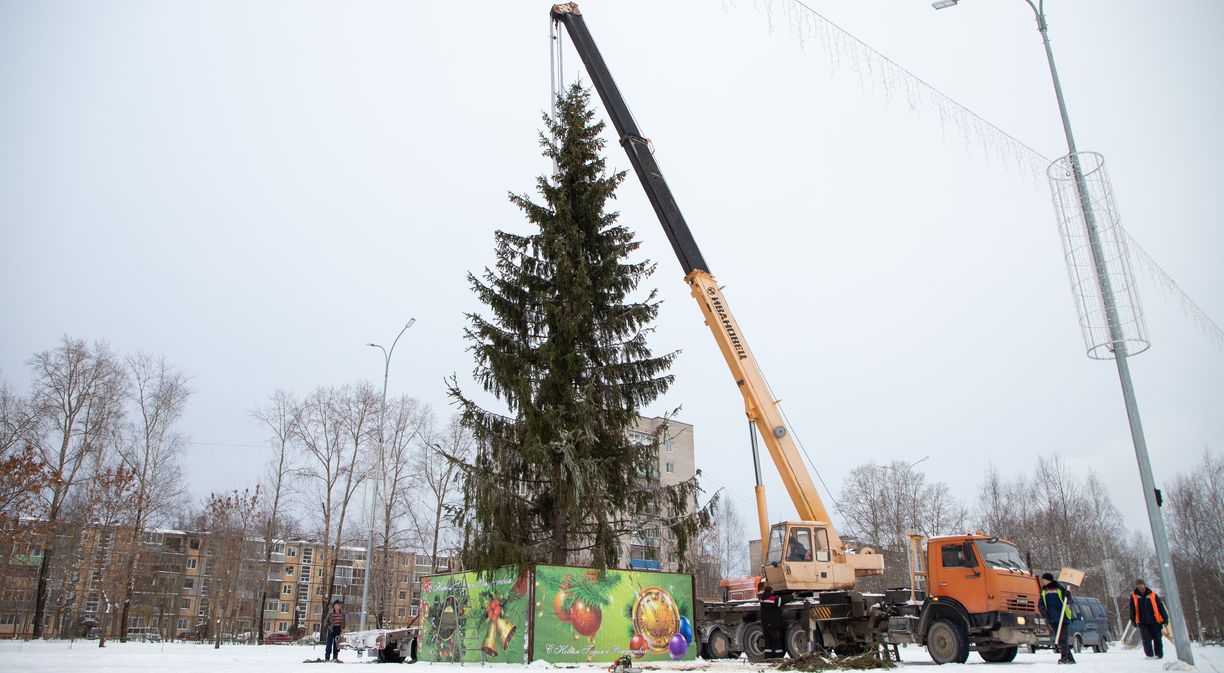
[32,543,54,639]
[550,508,568,565]
[118,505,146,643]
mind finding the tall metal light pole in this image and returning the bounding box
[934,1,1194,665]
[358,318,415,637]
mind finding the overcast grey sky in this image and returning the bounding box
[2,0,1221,541]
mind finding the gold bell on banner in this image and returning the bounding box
[482,617,518,656]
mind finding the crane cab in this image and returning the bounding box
[760,522,882,593]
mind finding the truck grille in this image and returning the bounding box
[1006,594,1037,613]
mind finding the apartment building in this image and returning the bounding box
[0,521,458,641]
[624,415,696,573]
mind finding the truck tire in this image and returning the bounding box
[378,647,405,663]
[1073,635,1083,654]
[979,646,1018,663]
[703,629,730,659]
[926,619,970,664]
[1093,639,1108,654]
[741,623,767,661]
[785,622,810,659]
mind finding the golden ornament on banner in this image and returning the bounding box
[631,587,680,654]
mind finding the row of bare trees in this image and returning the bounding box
[243,385,472,637]
[837,451,1223,641]
[1,336,474,644]
[0,336,191,643]
[1166,449,1224,640]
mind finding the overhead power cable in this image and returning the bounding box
[732,0,1223,350]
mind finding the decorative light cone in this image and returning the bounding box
[1048,151,1149,359]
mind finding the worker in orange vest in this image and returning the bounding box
[1128,579,1167,660]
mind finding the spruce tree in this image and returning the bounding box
[448,84,713,571]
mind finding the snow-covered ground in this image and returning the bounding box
[2,640,1221,673]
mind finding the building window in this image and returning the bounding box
[282,584,292,595]
[410,605,418,617]
[665,462,674,474]
[184,578,194,590]
[317,569,323,578]
[189,538,200,550]
[198,606,206,617]
[666,440,674,453]
[396,608,405,617]
[314,605,322,615]
[285,565,293,575]
[267,600,279,612]
[0,615,15,625]
[279,622,287,631]
[178,619,188,630]
[315,587,323,596]
[398,591,406,600]
[186,558,197,569]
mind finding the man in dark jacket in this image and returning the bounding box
[759,585,785,659]
[1040,573,1075,664]
[324,600,346,662]
[1128,579,1167,659]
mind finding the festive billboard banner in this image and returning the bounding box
[418,566,530,663]
[532,564,696,664]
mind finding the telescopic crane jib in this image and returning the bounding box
[549,2,883,593]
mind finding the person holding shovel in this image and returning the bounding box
[1040,573,1076,664]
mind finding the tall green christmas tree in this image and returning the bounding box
[448,84,714,571]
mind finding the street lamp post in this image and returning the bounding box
[358,318,415,639]
[933,1,1194,665]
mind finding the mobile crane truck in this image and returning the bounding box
[550,4,1047,664]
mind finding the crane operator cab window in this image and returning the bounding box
[786,528,813,562]
[766,526,785,565]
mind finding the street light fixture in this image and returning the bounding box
[358,318,415,638]
[932,1,1193,665]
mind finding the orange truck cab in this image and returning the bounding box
[891,534,1046,664]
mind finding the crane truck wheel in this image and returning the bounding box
[784,622,810,659]
[926,619,970,664]
[703,629,731,659]
[979,646,1018,663]
[1073,635,1083,654]
[740,623,767,661]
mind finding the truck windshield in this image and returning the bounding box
[766,526,785,564]
[975,540,1029,572]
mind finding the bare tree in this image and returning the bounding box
[204,488,262,649]
[415,414,473,566]
[116,351,191,641]
[369,395,431,628]
[27,337,127,638]
[251,390,301,644]
[78,463,138,647]
[294,384,374,636]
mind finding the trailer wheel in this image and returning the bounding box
[378,647,405,663]
[703,629,731,659]
[741,623,767,661]
[979,646,1018,663]
[926,619,969,664]
[784,622,810,659]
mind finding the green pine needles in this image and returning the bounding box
[447,84,715,573]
